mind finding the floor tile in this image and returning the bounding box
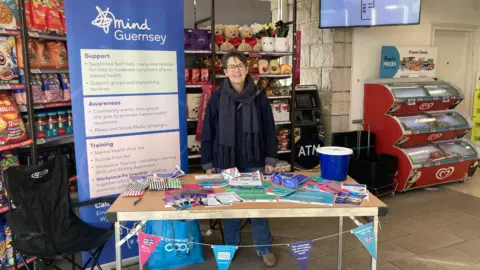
[421,229,466,247]
[391,255,449,270]
[461,263,480,270]
[390,234,441,254]
[446,238,480,263]
[377,242,415,265]
[441,217,480,240]
[420,248,474,270]
[378,263,402,270]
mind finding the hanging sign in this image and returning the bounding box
[288,240,313,270]
[212,245,238,270]
[380,46,438,78]
[351,222,377,260]
[138,233,162,266]
[65,0,187,265]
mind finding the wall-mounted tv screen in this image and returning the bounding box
[320,0,422,28]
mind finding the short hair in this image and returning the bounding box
[222,50,248,69]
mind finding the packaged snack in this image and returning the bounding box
[0,36,18,84]
[0,91,28,145]
[11,88,26,105]
[201,68,209,82]
[31,0,48,32]
[0,0,19,30]
[58,73,70,100]
[46,111,57,137]
[31,74,46,103]
[30,40,55,68]
[57,109,66,135]
[41,73,63,102]
[34,112,47,138]
[66,109,72,134]
[46,41,68,68]
[24,0,33,30]
[46,0,62,33]
[185,69,190,83]
[191,69,200,83]
[0,151,19,204]
[15,37,23,69]
[22,114,28,133]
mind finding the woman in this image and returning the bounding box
[200,51,278,267]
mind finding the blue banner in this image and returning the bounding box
[65,0,186,265]
[288,240,312,270]
[351,222,377,260]
[212,245,237,270]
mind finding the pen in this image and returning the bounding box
[133,193,144,205]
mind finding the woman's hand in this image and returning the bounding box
[265,165,275,174]
[206,168,216,174]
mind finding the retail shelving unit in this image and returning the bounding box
[186,0,298,171]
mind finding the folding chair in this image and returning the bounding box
[3,155,115,270]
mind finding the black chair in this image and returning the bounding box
[3,155,115,270]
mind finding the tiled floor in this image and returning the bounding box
[56,176,480,270]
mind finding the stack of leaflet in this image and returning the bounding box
[335,183,369,205]
[262,181,296,197]
[279,191,335,206]
[223,168,276,202]
[206,192,244,206]
[198,180,229,188]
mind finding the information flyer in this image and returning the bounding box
[65,0,187,265]
[380,46,438,78]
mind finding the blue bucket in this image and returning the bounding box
[317,146,353,181]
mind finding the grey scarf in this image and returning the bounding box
[219,75,261,169]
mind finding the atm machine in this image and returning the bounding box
[292,85,325,169]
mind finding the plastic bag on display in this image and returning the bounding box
[144,220,204,269]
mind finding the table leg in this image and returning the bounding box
[138,222,144,270]
[115,222,122,270]
[371,216,379,270]
[338,216,343,270]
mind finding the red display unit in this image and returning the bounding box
[364,80,480,192]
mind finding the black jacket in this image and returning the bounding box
[200,85,277,171]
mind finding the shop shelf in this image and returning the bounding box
[8,256,37,270]
[0,84,25,90]
[275,121,291,125]
[268,95,291,100]
[31,68,69,74]
[185,50,212,54]
[187,118,198,122]
[188,154,201,159]
[0,205,8,214]
[0,139,32,151]
[186,84,204,88]
[19,101,72,112]
[37,134,74,146]
[216,74,291,79]
[278,150,292,154]
[28,31,67,41]
[0,28,20,36]
[215,51,293,57]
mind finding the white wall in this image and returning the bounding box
[349,0,480,130]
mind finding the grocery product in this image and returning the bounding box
[46,110,58,137]
[0,36,18,84]
[31,0,48,32]
[11,88,26,105]
[34,112,47,138]
[31,74,46,103]
[0,0,19,30]
[57,109,66,135]
[46,0,62,33]
[31,40,55,68]
[0,151,19,206]
[46,41,68,68]
[66,109,72,134]
[58,73,70,100]
[41,73,63,102]
[15,37,23,69]
[0,91,28,145]
[24,0,33,29]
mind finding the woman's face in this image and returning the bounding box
[224,57,248,85]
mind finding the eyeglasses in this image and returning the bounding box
[227,64,247,71]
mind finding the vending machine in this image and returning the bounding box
[364,79,480,192]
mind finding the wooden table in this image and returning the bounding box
[107,172,388,270]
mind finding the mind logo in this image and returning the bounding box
[436,167,454,180]
[92,6,115,34]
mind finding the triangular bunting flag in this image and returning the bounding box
[288,240,312,270]
[212,245,237,270]
[351,222,376,260]
[138,232,162,266]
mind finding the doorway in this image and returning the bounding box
[432,27,476,118]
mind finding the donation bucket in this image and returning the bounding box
[317,146,353,181]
